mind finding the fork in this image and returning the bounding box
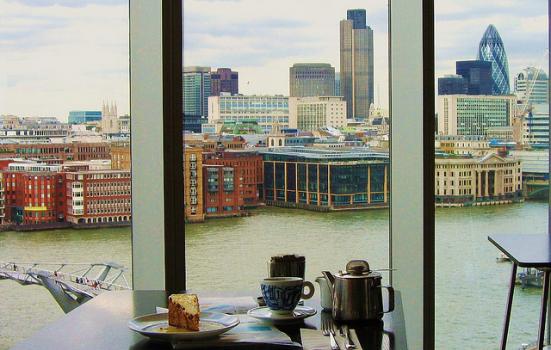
[321,317,340,349]
[339,324,356,349]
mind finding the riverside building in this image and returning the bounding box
[437,94,516,136]
[288,96,347,131]
[435,153,522,207]
[208,94,289,133]
[261,147,389,211]
[65,170,131,225]
[184,147,204,222]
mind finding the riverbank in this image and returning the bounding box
[0,221,130,232]
[0,202,548,349]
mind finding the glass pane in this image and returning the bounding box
[183,0,391,292]
[435,1,549,347]
[0,2,131,348]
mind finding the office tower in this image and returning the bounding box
[456,60,492,95]
[288,96,347,131]
[438,75,468,95]
[340,9,374,120]
[335,72,341,96]
[210,68,238,96]
[289,63,335,97]
[208,94,289,133]
[437,95,516,136]
[515,67,549,106]
[477,24,510,95]
[183,66,211,133]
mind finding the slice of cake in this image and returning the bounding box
[168,294,200,331]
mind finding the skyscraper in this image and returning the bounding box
[289,63,335,97]
[456,60,493,95]
[340,9,374,120]
[335,72,341,96]
[438,75,468,95]
[210,68,238,96]
[477,24,510,95]
[514,67,549,106]
[183,66,211,133]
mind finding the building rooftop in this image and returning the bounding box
[259,146,388,160]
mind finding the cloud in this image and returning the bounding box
[8,0,125,7]
[0,0,129,119]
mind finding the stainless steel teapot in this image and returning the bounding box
[322,260,394,321]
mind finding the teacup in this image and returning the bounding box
[261,277,314,314]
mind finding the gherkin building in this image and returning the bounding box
[477,24,510,95]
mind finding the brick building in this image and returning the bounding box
[184,147,204,222]
[0,143,111,162]
[3,163,66,224]
[203,150,263,207]
[65,170,131,224]
[203,164,242,218]
[111,141,131,170]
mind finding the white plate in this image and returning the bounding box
[128,311,239,341]
[247,305,317,323]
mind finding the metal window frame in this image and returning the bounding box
[130,0,435,346]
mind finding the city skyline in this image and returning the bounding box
[1,0,548,119]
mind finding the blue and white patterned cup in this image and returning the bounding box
[261,277,315,314]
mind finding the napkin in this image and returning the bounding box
[300,328,363,350]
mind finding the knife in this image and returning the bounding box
[343,325,356,349]
[329,327,341,350]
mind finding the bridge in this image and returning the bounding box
[0,261,131,313]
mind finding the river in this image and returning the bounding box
[0,202,548,349]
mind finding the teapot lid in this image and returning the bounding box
[336,260,382,279]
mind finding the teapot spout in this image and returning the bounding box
[321,271,335,295]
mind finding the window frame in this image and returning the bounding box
[130,0,436,347]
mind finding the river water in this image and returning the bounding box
[0,202,548,349]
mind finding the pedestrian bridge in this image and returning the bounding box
[0,261,131,313]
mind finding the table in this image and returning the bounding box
[489,234,551,350]
[11,290,407,350]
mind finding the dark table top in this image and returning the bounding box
[489,234,551,268]
[12,290,407,350]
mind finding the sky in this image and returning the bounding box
[0,0,548,120]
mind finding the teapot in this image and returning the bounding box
[322,260,394,321]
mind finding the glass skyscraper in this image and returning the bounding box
[477,24,510,95]
[183,66,211,133]
[514,67,549,106]
[340,9,374,120]
[289,63,335,97]
[456,60,493,95]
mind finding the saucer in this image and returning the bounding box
[247,305,317,323]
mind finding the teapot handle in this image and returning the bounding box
[381,286,395,313]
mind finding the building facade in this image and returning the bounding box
[3,164,65,224]
[208,94,289,133]
[261,147,389,211]
[514,67,549,106]
[477,24,510,95]
[0,143,111,163]
[436,135,491,156]
[289,63,335,97]
[101,102,119,134]
[68,111,102,125]
[65,170,131,224]
[456,60,493,95]
[184,147,204,222]
[183,66,211,133]
[340,9,374,120]
[522,103,549,146]
[203,150,263,207]
[438,75,468,95]
[435,153,522,206]
[288,96,347,131]
[111,141,131,170]
[203,164,242,218]
[210,68,238,96]
[437,95,515,136]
